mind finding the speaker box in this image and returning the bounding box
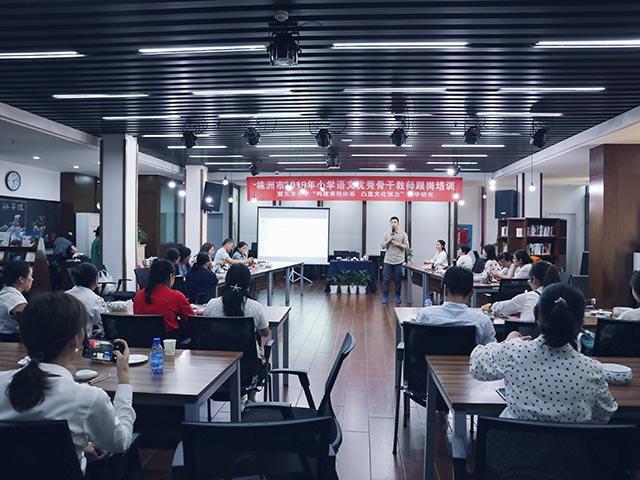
[495,190,518,219]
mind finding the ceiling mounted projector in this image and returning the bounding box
[326,154,341,170]
[244,126,261,146]
[390,127,407,147]
[249,163,262,176]
[530,127,548,148]
[182,130,197,149]
[315,128,332,147]
[463,126,479,145]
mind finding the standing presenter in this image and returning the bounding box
[380,216,410,305]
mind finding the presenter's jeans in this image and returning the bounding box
[382,263,402,297]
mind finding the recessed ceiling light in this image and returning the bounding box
[343,87,447,93]
[351,154,407,157]
[349,144,413,148]
[268,154,324,158]
[255,144,319,149]
[360,167,407,171]
[32,156,40,160]
[103,115,181,120]
[138,45,265,55]
[53,93,148,99]
[144,134,212,138]
[218,112,302,119]
[189,155,243,158]
[431,154,487,158]
[477,111,563,117]
[192,88,293,96]
[534,40,640,49]
[203,162,252,165]
[449,131,521,136]
[388,164,397,171]
[168,145,227,149]
[73,165,79,169]
[0,51,83,60]
[276,161,327,165]
[332,42,467,49]
[441,144,505,148]
[497,87,605,93]
[427,161,478,165]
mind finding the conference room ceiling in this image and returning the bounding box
[1,1,640,175]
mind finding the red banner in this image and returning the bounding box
[246,176,463,202]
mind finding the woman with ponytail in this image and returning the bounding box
[470,283,618,423]
[0,293,135,477]
[133,259,194,340]
[0,260,32,342]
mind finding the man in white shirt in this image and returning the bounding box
[455,245,474,271]
[213,238,253,273]
[416,266,496,345]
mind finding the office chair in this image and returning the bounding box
[494,278,530,302]
[593,317,640,357]
[503,319,540,339]
[559,271,572,285]
[101,313,166,348]
[134,267,150,290]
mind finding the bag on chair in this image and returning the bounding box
[98,269,116,295]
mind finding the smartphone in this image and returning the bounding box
[495,387,507,401]
[83,338,121,362]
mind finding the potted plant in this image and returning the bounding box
[137,224,148,266]
[338,272,350,294]
[346,271,358,294]
[356,270,371,294]
[405,247,414,264]
[327,275,339,294]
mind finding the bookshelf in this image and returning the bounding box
[497,218,567,269]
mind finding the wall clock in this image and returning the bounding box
[5,171,21,191]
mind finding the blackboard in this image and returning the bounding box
[0,196,60,246]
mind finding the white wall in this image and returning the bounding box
[0,158,60,201]
[411,202,449,263]
[366,201,405,257]
[459,185,483,251]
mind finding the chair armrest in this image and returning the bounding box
[269,369,315,410]
[243,401,295,419]
[263,339,275,363]
[451,434,468,480]
[171,441,185,479]
[396,341,405,360]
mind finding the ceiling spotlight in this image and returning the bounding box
[228,196,234,203]
[390,128,407,147]
[463,126,479,145]
[222,176,229,186]
[268,13,300,67]
[178,189,187,197]
[251,196,257,203]
[326,154,341,170]
[489,184,496,191]
[352,180,360,188]
[407,190,414,197]
[459,199,465,206]
[489,179,496,186]
[452,192,460,200]
[244,127,261,146]
[285,182,294,192]
[388,163,397,171]
[249,163,262,176]
[315,128,332,147]
[482,193,488,199]
[205,196,213,203]
[168,180,176,189]
[530,127,548,148]
[447,164,461,176]
[529,182,536,192]
[299,187,308,195]
[182,130,197,149]
[319,185,326,192]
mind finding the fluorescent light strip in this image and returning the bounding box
[0,51,83,59]
[144,134,212,138]
[535,40,640,49]
[351,154,407,157]
[203,162,251,165]
[477,111,563,117]
[347,112,432,117]
[360,167,407,171]
[268,154,324,158]
[218,112,302,119]
[139,45,265,55]
[256,144,319,149]
[192,88,293,96]
[277,161,327,165]
[284,168,326,171]
[168,145,227,149]
[427,161,478,165]
[497,87,605,93]
[431,154,487,158]
[344,87,447,93]
[332,42,467,49]
[349,144,413,148]
[190,155,243,159]
[441,144,505,148]
[433,167,481,171]
[53,93,148,99]
[262,132,311,137]
[341,139,353,142]
[449,131,521,136]
[103,115,181,120]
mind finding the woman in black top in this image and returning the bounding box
[185,252,219,304]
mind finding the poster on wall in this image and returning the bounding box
[0,196,60,247]
[457,224,473,248]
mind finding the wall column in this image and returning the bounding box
[184,165,207,252]
[100,134,138,289]
[589,144,640,307]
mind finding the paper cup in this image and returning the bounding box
[163,339,177,356]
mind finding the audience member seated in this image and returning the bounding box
[513,249,534,279]
[185,252,218,304]
[494,252,515,279]
[177,246,191,277]
[0,293,136,478]
[199,242,215,260]
[619,271,640,321]
[455,244,474,270]
[66,262,107,336]
[232,241,252,262]
[482,262,561,321]
[203,264,270,400]
[424,239,448,269]
[0,261,32,342]
[474,244,502,281]
[133,259,194,341]
[416,266,496,345]
[53,233,79,261]
[213,239,254,273]
[470,283,618,423]
[165,248,181,275]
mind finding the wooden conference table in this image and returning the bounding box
[403,263,499,307]
[0,342,243,422]
[216,260,304,306]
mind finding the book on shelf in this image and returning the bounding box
[527,225,554,236]
[515,227,523,238]
[500,226,508,236]
[25,252,36,263]
[527,243,552,255]
[0,232,9,247]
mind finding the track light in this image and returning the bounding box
[463,126,479,145]
[327,154,341,169]
[447,164,461,176]
[249,163,262,176]
[244,127,261,146]
[390,128,407,147]
[530,127,548,148]
[268,14,300,67]
[315,129,332,147]
[182,131,197,149]
[222,176,229,186]
[529,182,536,192]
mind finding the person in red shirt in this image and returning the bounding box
[133,259,194,340]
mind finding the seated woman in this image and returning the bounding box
[470,283,618,423]
[177,246,192,277]
[133,259,194,340]
[493,252,515,279]
[482,262,561,321]
[165,248,181,276]
[424,239,448,269]
[185,252,219,304]
[512,249,534,279]
[0,292,136,478]
[66,262,107,336]
[0,261,33,342]
[474,244,502,281]
[232,241,252,262]
[619,271,640,320]
[199,242,215,260]
[455,244,474,270]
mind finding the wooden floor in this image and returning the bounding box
[140,279,454,480]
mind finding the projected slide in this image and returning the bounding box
[257,207,329,264]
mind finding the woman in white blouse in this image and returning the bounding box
[0,261,32,342]
[470,283,618,423]
[0,293,136,478]
[424,239,448,269]
[482,261,561,321]
[512,249,534,279]
[66,262,107,336]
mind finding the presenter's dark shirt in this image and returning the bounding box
[185,265,218,304]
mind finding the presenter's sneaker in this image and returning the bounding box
[395,296,402,305]
[382,295,388,304]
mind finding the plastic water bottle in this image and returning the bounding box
[424,295,433,307]
[150,338,164,375]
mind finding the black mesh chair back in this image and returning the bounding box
[177,417,335,480]
[593,317,640,357]
[472,257,486,274]
[474,417,639,480]
[317,333,357,420]
[503,320,540,339]
[172,274,185,293]
[101,313,166,348]
[559,271,572,285]
[333,250,349,258]
[134,267,150,290]
[570,274,588,298]
[495,278,530,302]
[0,420,84,480]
